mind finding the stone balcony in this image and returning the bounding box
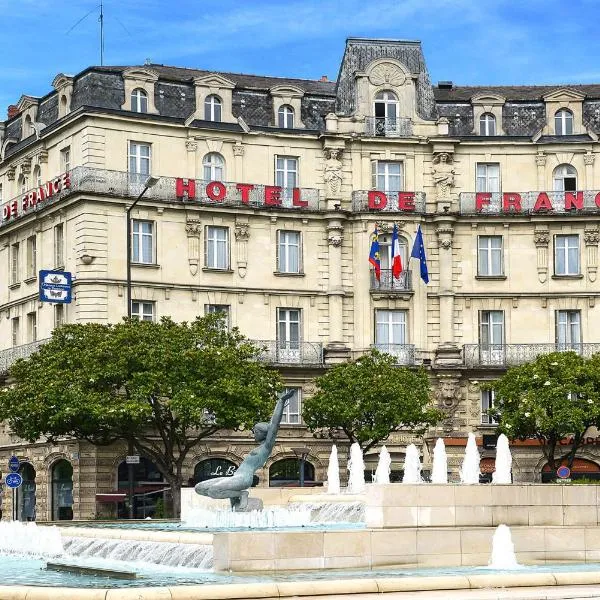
[370,344,416,366]
[0,339,49,375]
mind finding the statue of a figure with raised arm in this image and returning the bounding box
[194,389,295,510]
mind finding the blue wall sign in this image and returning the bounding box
[5,472,23,489]
[39,270,72,304]
[8,455,19,473]
[557,465,571,479]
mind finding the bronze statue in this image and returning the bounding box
[194,389,295,510]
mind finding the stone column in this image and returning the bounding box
[535,152,546,190]
[533,227,550,283]
[584,152,595,190]
[233,143,245,181]
[234,220,250,278]
[185,219,201,276]
[185,140,198,177]
[584,226,599,283]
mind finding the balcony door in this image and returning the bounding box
[556,310,581,352]
[375,309,410,362]
[479,310,505,366]
[277,308,301,363]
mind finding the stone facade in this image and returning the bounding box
[1,37,600,520]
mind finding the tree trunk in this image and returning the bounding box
[166,475,183,519]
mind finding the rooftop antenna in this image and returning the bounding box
[99,0,104,66]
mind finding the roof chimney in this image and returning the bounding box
[320,75,328,82]
[437,81,453,89]
[7,105,19,119]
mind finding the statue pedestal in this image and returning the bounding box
[233,497,264,512]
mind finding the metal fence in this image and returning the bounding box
[365,117,413,138]
[351,190,426,213]
[371,344,416,365]
[0,339,49,374]
[254,340,324,365]
[370,269,412,292]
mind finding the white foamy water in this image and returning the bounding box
[460,432,481,484]
[374,445,391,484]
[185,506,312,528]
[488,524,520,569]
[326,445,341,494]
[287,501,365,524]
[431,438,448,484]
[0,522,64,557]
[346,442,365,494]
[402,444,423,484]
[492,434,513,484]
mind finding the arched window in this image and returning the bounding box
[204,95,222,122]
[194,458,238,483]
[18,174,28,194]
[33,165,41,188]
[117,457,166,519]
[60,94,69,115]
[278,105,294,128]
[131,88,148,113]
[553,164,578,192]
[51,459,73,520]
[23,114,33,137]
[555,108,573,135]
[269,458,315,487]
[17,463,36,521]
[479,113,496,136]
[203,152,225,181]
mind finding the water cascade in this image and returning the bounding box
[431,438,448,484]
[0,522,64,557]
[492,433,513,484]
[402,444,423,483]
[373,445,391,484]
[287,501,365,524]
[488,524,520,569]
[459,432,481,484]
[346,442,365,494]
[185,506,312,528]
[326,445,341,494]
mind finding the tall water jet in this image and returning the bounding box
[489,524,520,569]
[326,445,341,494]
[374,445,391,484]
[346,442,365,493]
[459,432,481,484]
[492,433,512,484]
[430,438,448,483]
[402,443,423,483]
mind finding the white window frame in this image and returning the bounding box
[555,109,573,135]
[11,317,20,347]
[277,308,302,363]
[132,219,155,265]
[477,235,503,276]
[10,242,19,285]
[479,113,496,136]
[27,311,37,343]
[54,304,65,328]
[61,146,71,173]
[556,310,581,347]
[374,90,398,120]
[481,389,499,425]
[277,230,302,274]
[54,223,64,268]
[479,310,504,346]
[476,163,500,193]
[128,141,151,177]
[26,235,36,279]
[33,165,42,188]
[278,105,294,128]
[204,95,222,122]
[203,153,225,181]
[205,226,229,270]
[205,304,230,329]
[131,88,148,113]
[375,309,407,345]
[131,301,155,321]
[275,156,298,189]
[373,161,403,193]
[554,234,580,276]
[280,387,302,425]
[18,175,28,194]
[553,164,578,192]
[378,233,408,271]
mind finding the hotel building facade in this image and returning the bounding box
[2,38,600,520]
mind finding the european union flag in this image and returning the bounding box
[410,225,429,284]
[369,226,381,281]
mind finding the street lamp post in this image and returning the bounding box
[292,447,311,487]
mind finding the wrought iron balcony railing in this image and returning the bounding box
[254,340,324,365]
[463,343,600,368]
[371,344,416,366]
[365,116,413,138]
[351,190,426,213]
[0,338,49,374]
[370,269,412,292]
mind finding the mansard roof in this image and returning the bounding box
[435,84,600,102]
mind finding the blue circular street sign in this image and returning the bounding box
[5,472,22,489]
[557,465,571,479]
[8,456,19,473]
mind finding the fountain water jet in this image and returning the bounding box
[430,438,448,484]
[488,524,520,569]
[326,445,340,494]
[373,445,391,484]
[492,433,512,484]
[402,443,423,483]
[346,442,365,493]
[460,432,481,484]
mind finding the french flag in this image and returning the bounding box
[391,223,403,279]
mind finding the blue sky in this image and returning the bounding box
[2,0,599,109]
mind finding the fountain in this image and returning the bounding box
[346,442,365,493]
[488,524,520,569]
[373,445,391,484]
[492,433,512,484]
[326,444,341,494]
[430,438,448,484]
[459,432,481,484]
[402,443,422,483]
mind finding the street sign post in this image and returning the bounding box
[39,270,72,304]
[8,456,19,473]
[556,465,571,482]
[5,473,22,489]
[125,455,140,465]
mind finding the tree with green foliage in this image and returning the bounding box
[302,349,441,452]
[0,315,282,516]
[488,351,600,472]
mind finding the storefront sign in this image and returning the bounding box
[472,191,600,214]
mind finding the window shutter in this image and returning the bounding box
[204,226,208,267]
[276,230,281,271]
[299,231,303,273]
[371,161,377,189]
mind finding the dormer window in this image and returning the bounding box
[479,113,496,136]
[278,105,294,128]
[555,109,573,135]
[18,174,28,194]
[203,152,225,181]
[553,164,577,192]
[24,114,34,137]
[374,90,398,121]
[131,88,148,113]
[204,95,222,122]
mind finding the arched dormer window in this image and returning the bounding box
[555,109,573,135]
[479,113,496,136]
[374,90,398,120]
[203,152,225,181]
[23,114,34,138]
[278,105,294,129]
[553,164,577,192]
[33,165,41,188]
[131,88,148,113]
[18,174,28,194]
[204,95,222,122]
[60,95,69,116]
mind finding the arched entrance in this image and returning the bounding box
[541,457,600,482]
[194,458,238,483]
[17,463,36,521]
[269,458,315,487]
[117,457,167,518]
[51,460,73,521]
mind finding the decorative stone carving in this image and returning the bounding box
[234,223,250,241]
[235,221,250,278]
[327,223,344,247]
[20,158,32,175]
[376,221,391,233]
[185,140,198,152]
[432,153,455,200]
[233,143,245,157]
[533,231,550,247]
[535,152,546,167]
[534,229,550,283]
[436,224,454,250]
[585,228,600,245]
[584,152,596,166]
[38,149,48,164]
[185,220,202,237]
[6,166,16,181]
[368,63,406,87]
[585,227,599,282]
[435,375,462,433]
[324,148,343,199]
[185,219,201,276]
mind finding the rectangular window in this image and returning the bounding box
[11,317,19,347]
[280,387,302,425]
[479,311,504,346]
[477,236,503,276]
[556,310,581,348]
[10,242,19,285]
[26,235,37,279]
[54,304,65,328]
[277,230,301,273]
[476,163,500,193]
[131,301,154,321]
[61,146,71,173]
[481,389,499,425]
[372,161,403,193]
[205,226,229,269]
[27,312,37,343]
[128,141,151,177]
[554,234,580,275]
[275,156,298,188]
[54,224,64,268]
[205,304,230,329]
[132,220,155,264]
[375,309,407,345]
[277,308,301,362]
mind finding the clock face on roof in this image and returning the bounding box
[368,63,406,87]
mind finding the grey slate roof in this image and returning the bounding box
[434,85,600,102]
